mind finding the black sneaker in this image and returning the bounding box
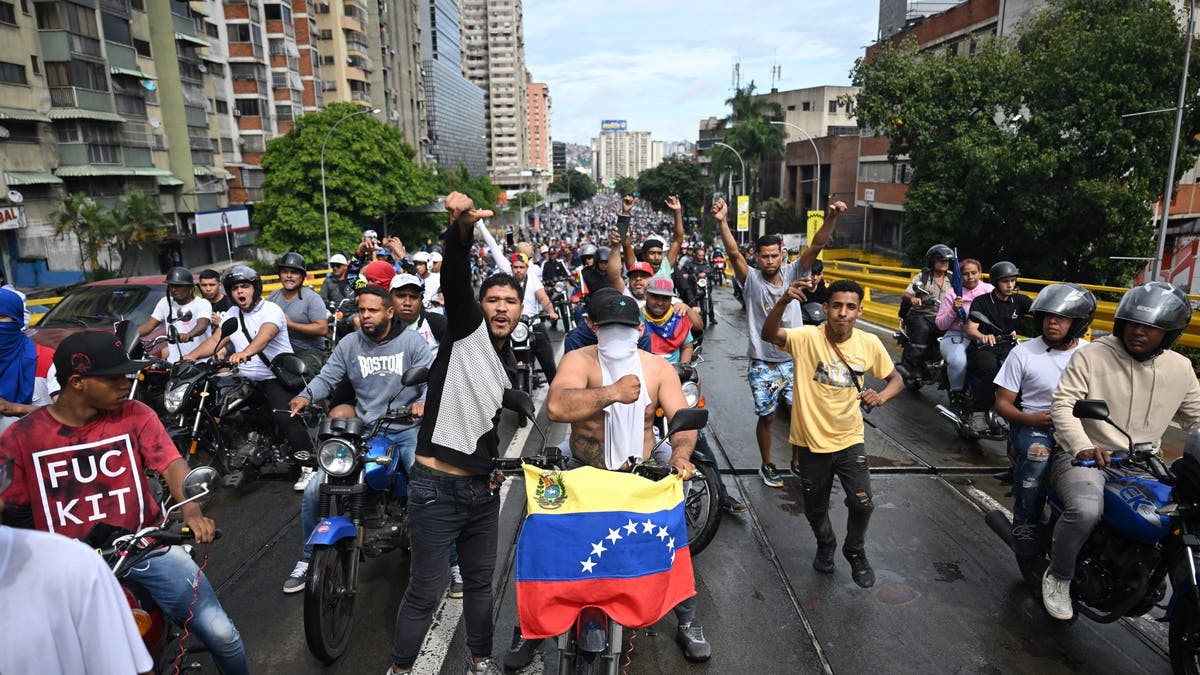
[719,496,747,514]
[813,541,836,574]
[843,548,875,588]
[503,626,540,670]
[675,622,711,662]
[759,463,783,488]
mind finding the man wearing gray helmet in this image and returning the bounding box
[268,252,329,375]
[1042,281,1200,621]
[964,261,1033,435]
[139,266,211,362]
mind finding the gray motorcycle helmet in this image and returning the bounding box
[989,261,1020,281]
[278,251,307,273]
[1031,283,1097,343]
[223,265,263,305]
[579,243,598,259]
[597,246,611,262]
[164,266,194,287]
[1113,281,1193,355]
[926,244,953,268]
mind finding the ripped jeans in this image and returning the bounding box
[1011,424,1054,525]
[792,444,874,553]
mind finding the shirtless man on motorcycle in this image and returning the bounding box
[542,287,711,663]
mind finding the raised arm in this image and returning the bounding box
[711,198,749,282]
[618,196,637,269]
[761,279,807,347]
[665,195,684,267]
[476,220,512,275]
[798,200,846,273]
[607,227,626,293]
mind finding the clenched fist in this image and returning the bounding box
[609,374,642,405]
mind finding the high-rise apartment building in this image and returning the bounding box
[368,0,425,148]
[526,75,550,173]
[0,0,234,283]
[590,129,662,187]
[420,0,485,176]
[460,0,528,188]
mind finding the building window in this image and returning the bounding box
[215,99,227,114]
[129,0,143,9]
[801,101,811,112]
[84,123,120,164]
[56,121,80,143]
[133,38,151,57]
[34,2,59,28]
[19,0,26,14]
[45,60,108,91]
[828,100,838,114]
[205,21,218,38]
[0,2,16,25]
[234,98,262,116]
[0,60,27,84]
[101,12,131,45]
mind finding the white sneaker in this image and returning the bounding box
[1042,569,1074,620]
[283,559,309,593]
[294,466,315,491]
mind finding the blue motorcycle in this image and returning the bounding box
[303,366,428,664]
[986,399,1200,673]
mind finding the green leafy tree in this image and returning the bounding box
[442,163,500,212]
[851,0,1200,284]
[712,82,786,211]
[764,197,800,234]
[636,156,706,215]
[53,193,116,274]
[549,171,598,204]
[613,176,638,196]
[112,191,169,276]
[256,102,439,261]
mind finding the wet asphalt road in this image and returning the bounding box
[191,284,1172,674]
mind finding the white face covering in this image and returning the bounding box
[596,324,650,470]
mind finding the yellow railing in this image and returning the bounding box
[818,253,1200,349]
[24,268,335,328]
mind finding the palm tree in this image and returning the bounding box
[713,81,786,211]
[112,191,168,275]
[53,193,114,274]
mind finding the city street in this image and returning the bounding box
[193,285,1174,674]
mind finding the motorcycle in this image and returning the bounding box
[86,466,221,674]
[162,318,311,486]
[551,280,575,332]
[892,287,943,391]
[654,362,721,555]
[303,366,428,663]
[711,255,726,286]
[933,311,1012,442]
[326,298,355,348]
[801,302,827,326]
[693,267,716,329]
[498,389,710,675]
[985,399,1200,673]
[511,312,550,397]
[125,326,173,414]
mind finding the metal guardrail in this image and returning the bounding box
[25,268,335,327]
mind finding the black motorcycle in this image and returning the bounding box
[986,400,1200,674]
[693,267,716,329]
[162,318,311,486]
[511,312,550,396]
[932,311,1012,442]
[654,362,721,555]
[550,280,575,332]
[326,298,355,348]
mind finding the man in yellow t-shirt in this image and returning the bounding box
[762,278,904,588]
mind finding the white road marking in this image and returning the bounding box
[413,342,560,674]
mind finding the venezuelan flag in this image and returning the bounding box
[569,269,587,302]
[514,464,695,640]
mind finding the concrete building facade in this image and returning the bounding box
[590,129,662,187]
[460,0,529,188]
[526,75,549,172]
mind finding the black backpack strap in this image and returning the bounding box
[238,308,273,367]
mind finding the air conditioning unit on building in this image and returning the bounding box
[233,109,242,117]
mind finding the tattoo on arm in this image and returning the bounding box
[570,433,606,469]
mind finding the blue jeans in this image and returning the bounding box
[302,426,417,559]
[126,545,248,675]
[940,330,969,390]
[1011,424,1054,525]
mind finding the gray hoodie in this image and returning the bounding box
[304,319,433,429]
[1051,334,1200,456]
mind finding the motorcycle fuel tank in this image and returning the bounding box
[1102,475,1171,544]
[364,435,408,498]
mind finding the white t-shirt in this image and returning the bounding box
[0,526,153,674]
[422,272,442,306]
[152,295,213,362]
[226,299,292,381]
[521,274,545,318]
[994,336,1088,413]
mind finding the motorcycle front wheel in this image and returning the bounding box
[304,541,357,664]
[685,465,721,556]
[1172,591,1200,674]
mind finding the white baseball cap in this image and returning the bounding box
[429,252,443,263]
[413,251,431,263]
[328,253,348,266]
[389,273,424,291]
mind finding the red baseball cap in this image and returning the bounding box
[362,260,396,287]
[628,262,654,277]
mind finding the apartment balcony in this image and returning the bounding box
[344,67,367,83]
[237,115,264,131]
[233,78,267,95]
[345,39,369,56]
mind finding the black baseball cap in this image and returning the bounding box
[587,288,641,327]
[54,331,147,379]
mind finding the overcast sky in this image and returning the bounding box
[523,0,881,146]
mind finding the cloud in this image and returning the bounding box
[524,0,878,144]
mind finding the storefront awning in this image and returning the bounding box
[4,171,62,185]
[0,107,50,123]
[174,32,210,48]
[47,108,126,123]
[109,66,155,80]
[156,175,185,187]
[55,165,142,178]
[132,167,174,177]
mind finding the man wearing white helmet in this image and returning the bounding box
[413,252,442,310]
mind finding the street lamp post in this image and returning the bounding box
[770,120,822,212]
[321,107,381,263]
[713,142,747,244]
[1151,0,1195,281]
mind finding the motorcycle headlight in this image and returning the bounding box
[682,381,701,408]
[511,322,530,343]
[318,438,358,477]
[163,383,192,414]
[554,281,566,294]
[697,278,708,288]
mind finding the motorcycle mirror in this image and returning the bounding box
[167,325,180,344]
[401,366,430,387]
[665,407,708,436]
[502,388,537,420]
[968,311,1002,331]
[220,317,238,338]
[182,466,219,502]
[271,353,307,378]
[1072,399,1110,421]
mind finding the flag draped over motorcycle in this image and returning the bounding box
[514,464,696,640]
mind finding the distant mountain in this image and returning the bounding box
[563,143,590,169]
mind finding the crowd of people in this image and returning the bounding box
[0,188,1198,673]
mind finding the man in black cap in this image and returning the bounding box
[0,332,248,674]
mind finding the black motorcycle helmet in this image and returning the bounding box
[1031,283,1096,345]
[222,265,263,305]
[597,246,611,262]
[277,251,306,273]
[926,244,953,268]
[1113,281,1193,358]
[164,266,194,287]
[989,261,1020,281]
